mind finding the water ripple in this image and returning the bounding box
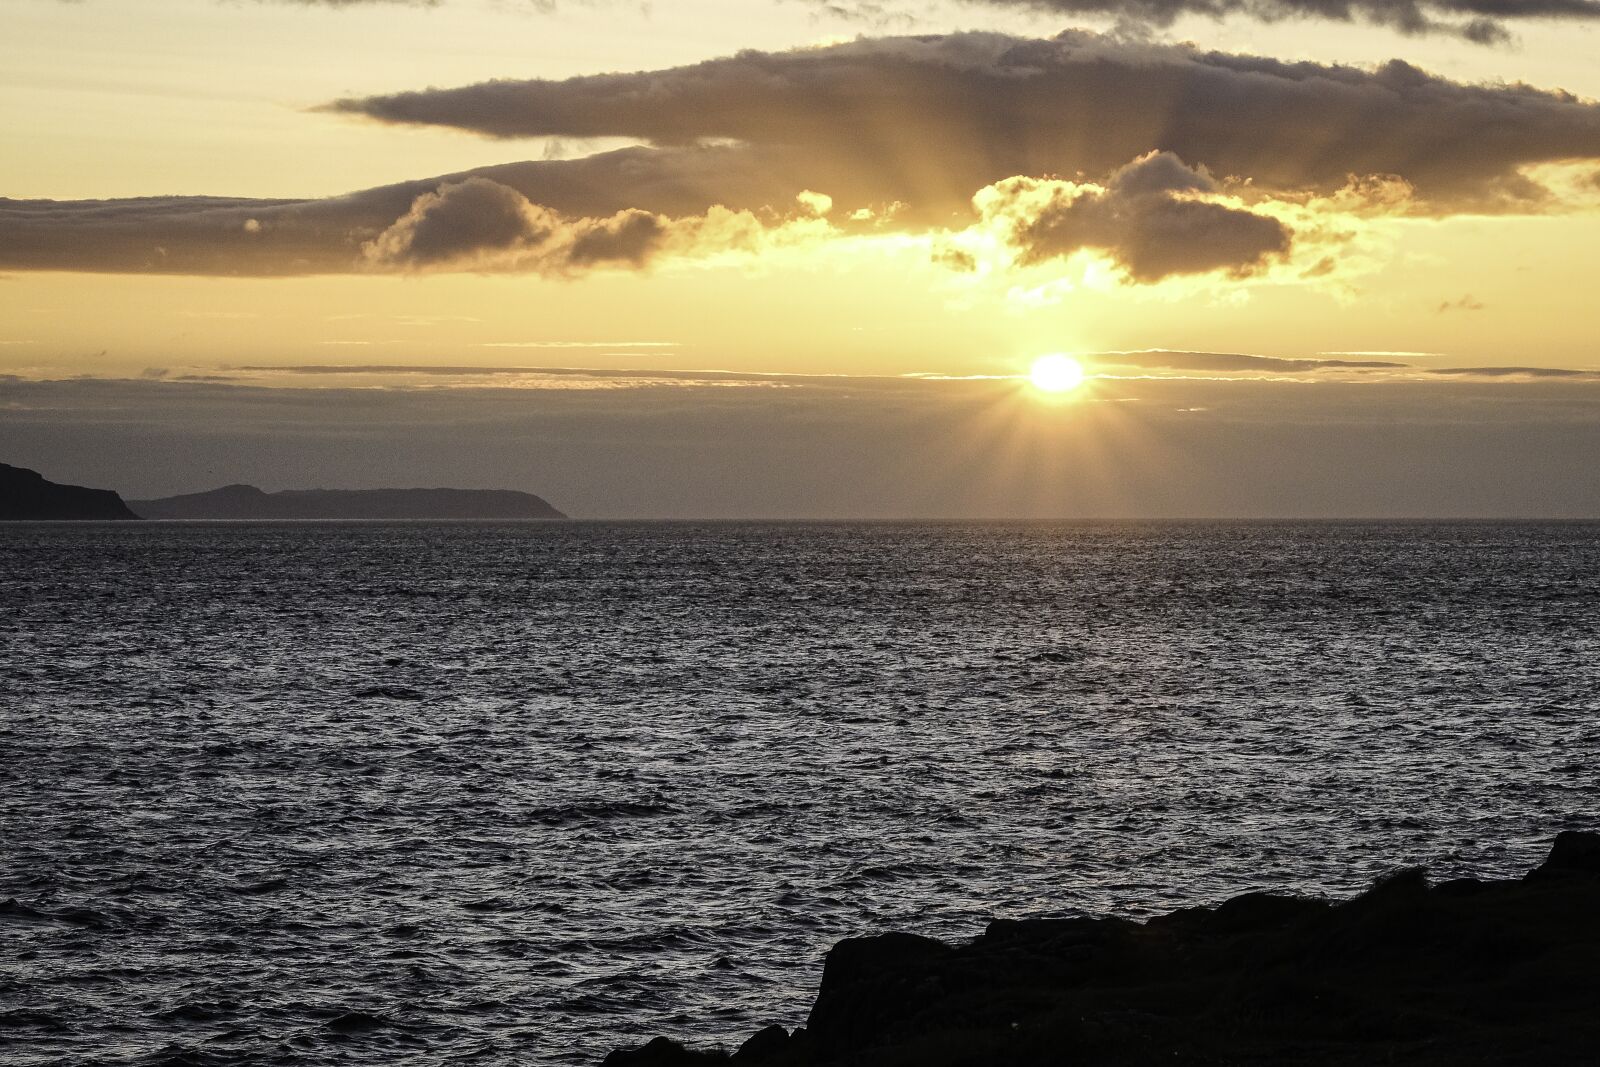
[2,520,1598,1064]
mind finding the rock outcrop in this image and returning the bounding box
[603,831,1600,1066]
[129,484,566,520]
[0,463,138,520]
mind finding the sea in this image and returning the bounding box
[3,520,1598,1065]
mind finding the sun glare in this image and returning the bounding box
[1028,354,1086,394]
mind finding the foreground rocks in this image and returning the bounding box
[603,831,1600,1065]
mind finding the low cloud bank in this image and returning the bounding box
[6,374,1599,518]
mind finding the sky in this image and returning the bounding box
[3,0,1600,516]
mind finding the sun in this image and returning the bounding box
[1028,354,1087,393]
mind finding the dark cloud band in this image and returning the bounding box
[9,32,1600,276]
[326,32,1600,212]
[866,0,1600,44]
[216,0,1600,43]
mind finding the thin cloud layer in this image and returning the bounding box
[844,0,1600,44]
[1084,349,1410,372]
[10,32,1600,276]
[248,0,1600,44]
[170,352,1600,382]
[198,0,1600,43]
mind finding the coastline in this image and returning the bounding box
[605,831,1600,1065]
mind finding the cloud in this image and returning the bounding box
[325,32,1600,213]
[364,178,556,268]
[475,340,681,348]
[567,209,665,267]
[0,168,823,276]
[827,0,1600,44]
[1428,365,1600,378]
[12,31,1600,277]
[1437,293,1487,312]
[973,152,1292,281]
[229,363,849,384]
[796,190,835,217]
[1083,349,1409,372]
[116,354,1600,387]
[166,0,1600,42]
[362,177,672,273]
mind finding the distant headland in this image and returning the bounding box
[1,463,566,520]
[129,483,566,520]
[0,463,138,520]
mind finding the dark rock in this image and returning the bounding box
[1205,890,1330,933]
[129,483,565,519]
[805,932,955,1052]
[1346,865,1431,905]
[1526,829,1600,880]
[601,1036,727,1065]
[601,832,1600,1066]
[0,463,138,520]
[819,932,953,991]
[732,1025,789,1062]
[983,915,1107,944]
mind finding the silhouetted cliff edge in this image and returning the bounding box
[130,484,566,520]
[603,831,1600,1066]
[0,463,138,520]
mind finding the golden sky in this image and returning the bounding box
[3,0,1600,514]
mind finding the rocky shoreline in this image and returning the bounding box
[604,831,1600,1065]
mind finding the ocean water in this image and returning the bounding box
[3,520,1599,1065]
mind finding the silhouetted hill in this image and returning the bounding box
[130,484,566,520]
[0,463,138,520]
[603,830,1600,1066]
